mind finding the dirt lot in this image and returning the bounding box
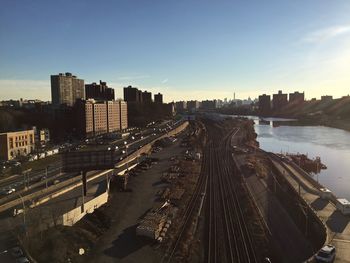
[27,123,205,263]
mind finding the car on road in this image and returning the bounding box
[315,245,336,262]
[13,208,24,217]
[53,179,60,185]
[2,187,16,195]
[11,246,24,257]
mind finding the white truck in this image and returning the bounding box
[336,198,350,215]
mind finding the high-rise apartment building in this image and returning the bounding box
[124,86,141,103]
[258,94,271,114]
[142,91,152,103]
[272,90,288,111]
[85,81,115,101]
[289,91,304,104]
[119,100,128,130]
[51,73,85,106]
[107,101,121,133]
[93,102,108,136]
[76,99,128,138]
[154,93,163,104]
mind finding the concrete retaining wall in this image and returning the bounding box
[62,191,109,226]
[270,160,327,259]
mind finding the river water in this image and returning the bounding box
[251,117,350,200]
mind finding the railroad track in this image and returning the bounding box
[163,133,209,263]
[164,120,258,263]
[205,123,258,263]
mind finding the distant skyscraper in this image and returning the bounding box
[51,72,85,106]
[85,80,115,101]
[154,93,163,104]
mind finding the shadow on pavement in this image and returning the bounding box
[326,210,350,233]
[103,224,152,259]
[311,197,329,211]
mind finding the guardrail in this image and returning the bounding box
[0,172,68,206]
[0,173,22,184]
[0,173,83,213]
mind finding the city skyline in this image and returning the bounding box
[1,1,350,101]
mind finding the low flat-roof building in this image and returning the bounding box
[321,95,333,102]
[0,129,35,160]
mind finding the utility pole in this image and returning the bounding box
[22,168,32,190]
[81,171,85,212]
[17,193,26,237]
[45,166,49,189]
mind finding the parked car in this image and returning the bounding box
[315,245,336,262]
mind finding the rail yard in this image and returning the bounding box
[1,115,349,263]
[162,115,349,263]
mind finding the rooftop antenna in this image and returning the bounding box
[234,92,236,100]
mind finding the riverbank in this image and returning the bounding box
[219,110,350,133]
[295,116,350,133]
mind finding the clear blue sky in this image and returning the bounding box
[1,0,350,102]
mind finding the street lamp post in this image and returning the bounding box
[16,193,26,236]
[81,171,85,212]
[45,166,50,189]
[124,141,129,171]
[124,141,129,191]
